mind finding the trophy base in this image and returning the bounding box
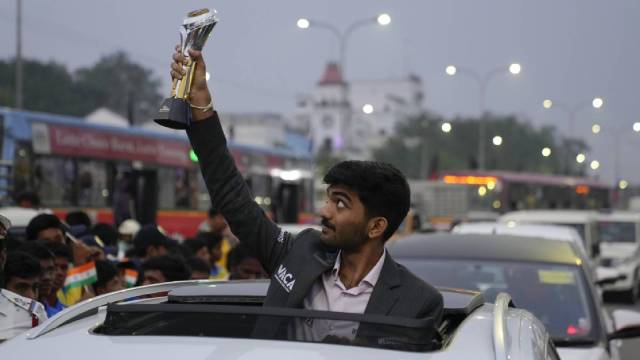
[154,97,191,130]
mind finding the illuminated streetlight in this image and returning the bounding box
[508,63,522,75]
[542,99,553,109]
[445,65,457,76]
[296,18,310,29]
[541,147,552,157]
[592,97,604,109]
[576,153,586,164]
[590,160,600,170]
[619,180,629,190]
[441,122,452,133]
[591,124,601,134]
[492,136,503,146]
[376,13,391,26]
[362,104,374,114]
[633,122,640,132]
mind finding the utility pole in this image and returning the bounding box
[16,0,23,109]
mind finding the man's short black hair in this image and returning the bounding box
[133,225,170,257]
[92,223,118,247]
[186,256,210,275]
[17,242,55,261]
[5,251,41,282]
[26,214,62,241]
[323,160,410,241]
[92,260,119,292]
[197,231,223,250]
[182,237,207,257]
[65,211,92,229]
[43,241,72,262]
[141,255,190,282]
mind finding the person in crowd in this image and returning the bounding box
[226,243,268,280]
[3,252,41,300]
[131,226,170,264]
[65,211,92,230]
[198,232,228,279]
[141,255,190,285]
[182,237,210,265]
[117,219,140,260]
[92,260,124,296]
[42,242,71,317]
[186,256,211,280]
[199,208,237,271]
[92,223,119,259]
[26,214,65,243]
[15,190,40,209]
[172,47,443,325]
[16,242,57,316]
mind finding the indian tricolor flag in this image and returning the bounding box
[124,269,139,288]
[64,262,97,289]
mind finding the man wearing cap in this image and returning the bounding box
[0,215,48,342]
[117,219,140,260]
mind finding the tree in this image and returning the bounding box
[373,112,590,179]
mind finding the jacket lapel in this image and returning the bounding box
[363,253,402,315]
[285,250,338,307]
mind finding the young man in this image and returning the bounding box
[170,49,443,324]
[92,260,124,296]
[42,242,72,316]
[227,243,268,281]
[17,243,57,316]
[3,252,42,300]
[140,255,190,285]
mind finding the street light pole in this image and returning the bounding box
[542,97,604,136]
[16,0,23,109]
[446,64,521,170]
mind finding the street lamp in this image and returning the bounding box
[541,147,552,157]
[590,160,600,170]
[445,63,522,169]
[377,13,392,26]
[492,136,503,146]
[362,104,374,114]
[633,122,640,132]
[541,97,604,135]
[591,124,601,134]
[441,122,452,133]
[619,180,629,190]
[576,153,586,163]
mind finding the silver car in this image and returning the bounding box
[388,233,640,360]
[2,280,558,359]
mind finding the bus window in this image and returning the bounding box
[77,160,109,207]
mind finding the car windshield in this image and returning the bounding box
[93,303,439,352]
[598,221,636,243]
[399,259,597,344]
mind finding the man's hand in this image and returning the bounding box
[170,45,214,121]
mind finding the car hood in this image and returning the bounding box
[557,346,607,360]
[600,243,638,260]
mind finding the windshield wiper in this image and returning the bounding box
[553,337,597,347]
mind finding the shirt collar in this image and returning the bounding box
[332,248,386,288]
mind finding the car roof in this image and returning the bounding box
[499,210,598,224]
[388,233,581,266]
[453,222,582,242]
[596,211,640,222]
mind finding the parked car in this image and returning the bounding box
[388,233,640,360]
[596,211,640,302]
[1,280,560,359]
[499,210,601,259]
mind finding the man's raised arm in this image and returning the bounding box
[171,47,288,275]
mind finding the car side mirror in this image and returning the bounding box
[595,267,626,287]
[608,309,640,340]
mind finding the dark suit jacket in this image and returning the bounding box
[187,113,443,323]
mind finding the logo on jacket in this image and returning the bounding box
[275,264,296,292]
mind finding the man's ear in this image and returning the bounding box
[367,217,388,239]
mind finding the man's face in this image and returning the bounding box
[208,215,227,235]
[96,275,124,296]
[319,184,370,251]
[142,269,166,285]
[195,246,211,264]
[209,243,222,265]
[146,245,167,259]
[230,257,268,280]
[38,259,55,298]
[52,256,69,290]
[6,276,39,300]
[38,228,65,243]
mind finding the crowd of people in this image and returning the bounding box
[0,199,268,342]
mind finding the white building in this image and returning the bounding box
[293,63,425,158]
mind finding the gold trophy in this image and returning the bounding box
[154,8,218,129]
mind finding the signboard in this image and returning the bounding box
[32,123,193,168]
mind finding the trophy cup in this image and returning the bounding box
[154,8,218,129]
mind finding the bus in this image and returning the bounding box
[0,107,315,237]
[441,170,611,213]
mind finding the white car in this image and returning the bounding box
[1,280,561,359]
[499,210,600,259]
[596,212,640,302]
[388,233,640,360]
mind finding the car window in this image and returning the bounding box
[399,259,599,344]
[598,221,636,243]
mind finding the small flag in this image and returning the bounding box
[124,269,139,288]
[64,262,97,289]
